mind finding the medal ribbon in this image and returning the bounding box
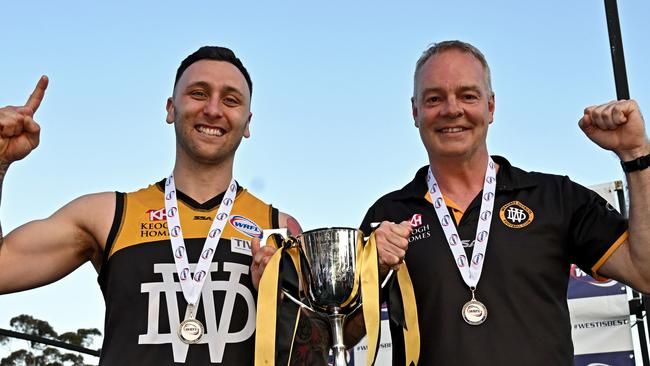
[164,174,237,306]
[426,158,496,288]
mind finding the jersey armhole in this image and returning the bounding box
[98,192,126,286]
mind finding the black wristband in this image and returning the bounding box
[621,153,650,173]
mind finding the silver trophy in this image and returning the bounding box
[265,227,363,366]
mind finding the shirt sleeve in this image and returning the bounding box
[566,177,629,275]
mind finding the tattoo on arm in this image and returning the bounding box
[0,162,9,241]
[290,311,331,366]
[287,216,303,236]
[343,308,366,347]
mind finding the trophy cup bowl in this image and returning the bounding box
[273,227,363,366]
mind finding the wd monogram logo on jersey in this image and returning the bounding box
[229,215,262,237]
[499,201,534,228]
[408,213,431,243]
[139,262,255,363]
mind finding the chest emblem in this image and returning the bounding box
[499,200,534,228]
[229,215,262,238]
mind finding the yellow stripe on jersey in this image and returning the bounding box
[591,230,630,282]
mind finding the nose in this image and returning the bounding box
[441,97,463,119]
[203,98,223,119]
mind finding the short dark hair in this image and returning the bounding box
[414,40,492,95]
[174,46,253,97]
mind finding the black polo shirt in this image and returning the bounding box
[360,156,628,366]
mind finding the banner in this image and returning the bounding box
[348,304,392,365]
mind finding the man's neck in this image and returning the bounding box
[428,152,492,211]
[171,158,234,204]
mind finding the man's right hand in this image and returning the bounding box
[0,76,48,165]
[374,220,412,276]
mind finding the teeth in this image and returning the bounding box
[441,127,465,133]
[197,126,225,136]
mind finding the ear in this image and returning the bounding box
[243,112,252,138]
[165,97,175,124]
[488,93,495,124]
[411,96,420,128]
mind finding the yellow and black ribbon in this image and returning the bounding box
[396,261,420,365]
[254,231,419,366]
[358,232,379,365]
[254,237,301,366]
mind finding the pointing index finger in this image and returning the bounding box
[25,75,49,113]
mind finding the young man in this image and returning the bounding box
[363,40,650,365]
[0,46,328,365]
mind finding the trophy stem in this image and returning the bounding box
[328,313,347,366]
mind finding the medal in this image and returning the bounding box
[461,288,487,325]
[178,304,205,343]
[427,158,497,325]
[165,174,238,342]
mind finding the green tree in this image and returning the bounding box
[0,315,101,366]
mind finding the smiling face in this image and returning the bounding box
[166,59,252,166]
[412,49,495,162]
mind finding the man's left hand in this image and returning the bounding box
[250,236,277,291]
[579,99,650,160]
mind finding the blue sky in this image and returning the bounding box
[1,0,649,358]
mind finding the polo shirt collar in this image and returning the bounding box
[394,155,538,201]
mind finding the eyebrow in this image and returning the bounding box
[184,81,246,98]
[221,85,246,98]
[420,85,483,97]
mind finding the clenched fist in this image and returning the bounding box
[374,220,413,276]
[579,99,649,161]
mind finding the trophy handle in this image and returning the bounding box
[281,289,315,312]
[260,228,288,247]
[363,233,395,289]
[261,229,316,312]
[381,269,394,288]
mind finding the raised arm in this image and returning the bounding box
[581,100,650,293]
[0,77,113,294]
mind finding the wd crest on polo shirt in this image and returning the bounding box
[97,180,279,365]
[360,156,628,366]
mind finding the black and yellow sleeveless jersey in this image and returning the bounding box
[97,180,279,365]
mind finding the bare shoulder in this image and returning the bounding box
[278,211,303,235]
[57,191,117,253]
[0,191,118,292]
[66,191,116,213]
